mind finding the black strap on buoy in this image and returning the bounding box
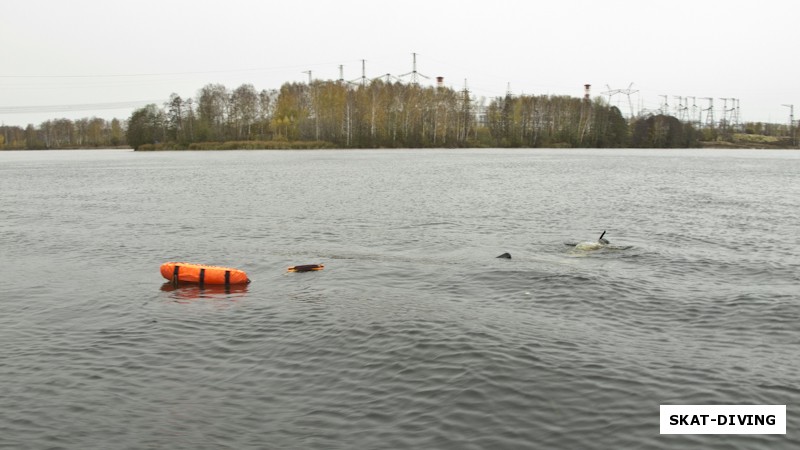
[224,270,231,287]
[172,265,180,285]
[199,268,205,287]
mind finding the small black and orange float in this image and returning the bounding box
[160,262,250,286]
[287,264,324,273]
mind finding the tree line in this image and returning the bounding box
[127,80,693,150]
[1,117,125,150]
[127,81,478,149]
[3,80,796,150]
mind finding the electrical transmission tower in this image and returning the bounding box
[373,73,402,83]
[688,96,700,127]
[732,98,740,129]
[602,82,638,118]
[782,104,795,128]
[718,98,740,129]
[719,97,736,128]
[619,83,639,118]
[399,52,430,85]
[460,79,472,142]
[702,97,714,128]
[350,60,369,86]
[339,65,360,85]
[781,104,794,128]
[783,104,796,146]
[673,96,689,122]
[602,85,621,106]
[659,95,669,115]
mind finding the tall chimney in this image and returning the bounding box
[437,76,444,89]
[584,84,591,101]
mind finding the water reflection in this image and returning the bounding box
[159,282,249,302]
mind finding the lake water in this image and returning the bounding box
[1,148,798,449]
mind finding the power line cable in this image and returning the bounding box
[0,100,159,114]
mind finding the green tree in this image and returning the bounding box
[110,118,124,146]
[230,84,259,140]
[196,84,229,141]
[87,118,105,147]
[127,104,164,150]
[257,89,277,139]
[165,93,185,143]
[271,82,309,141]
[25,124,41,149]
[630,114,697,148]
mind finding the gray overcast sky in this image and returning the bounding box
[1,0,798,127]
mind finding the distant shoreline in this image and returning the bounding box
[132,136,798,151]
[2,144,797,151]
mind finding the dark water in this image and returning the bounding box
[1,149,798,449]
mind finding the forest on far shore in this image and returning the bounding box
[1,80,797,150]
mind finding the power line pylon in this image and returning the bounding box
[673,96,689,122]
[619,82,639,118]
[783,104,795,146]
[782,104,794,127]
[688,96,700,127]
[719,98,740,129]
[373,73,401,83]
[732,98,740,129]
[659,95,669,115]
[702,97,714,128]
[350,60,369,87]
[399,52,430,85]
[602,83,638,118]
[719,97,735,128]
[602,85,621,106]
[460,79,472,142]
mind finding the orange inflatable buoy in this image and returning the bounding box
[160,262,250,285]
[287,264,324,273]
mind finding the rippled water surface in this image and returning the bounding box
[1,149,799,449]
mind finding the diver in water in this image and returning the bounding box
[572,230,611,251]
